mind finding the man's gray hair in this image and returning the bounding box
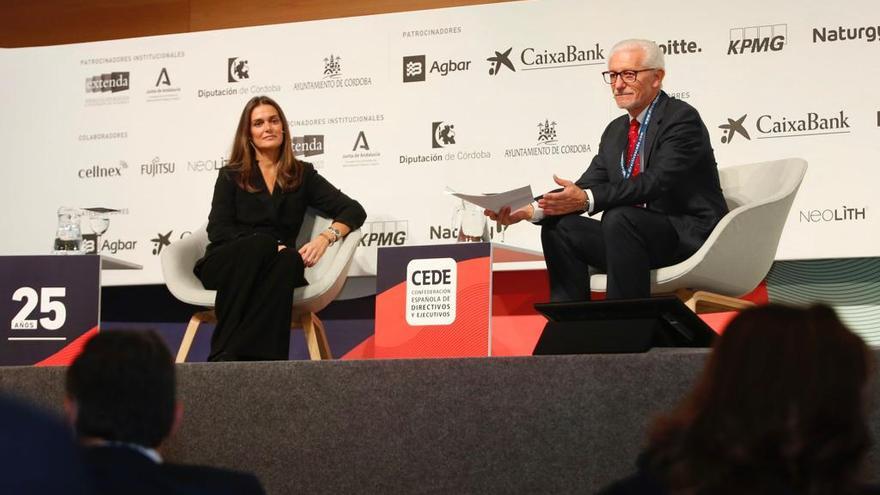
[611,39,665,70]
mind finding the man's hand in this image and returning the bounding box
[484,205,533,226]
[538,175,587,216]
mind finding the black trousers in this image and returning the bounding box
[540,207,683,302]
[195,233,307,361]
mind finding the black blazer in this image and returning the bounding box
[83,445,266,495]
[576,91,728,259]
[204,161,366,255]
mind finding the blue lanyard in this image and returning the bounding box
[619,94,660,179]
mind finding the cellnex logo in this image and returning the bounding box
[85,72,130,93]
[292,135,325,157]
[432,122,456,148]
[813,25,880,43]
[727,24,787,54]
[799,206,867,223]
[402,55,471,82]
[487,48,515,75]
[359,220,408,247]
[520,43,605,70]
[228,57,249,82]
[78,161,127,179]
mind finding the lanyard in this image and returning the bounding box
[619,94,660,179]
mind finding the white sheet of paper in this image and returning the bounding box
[447,185,534,212]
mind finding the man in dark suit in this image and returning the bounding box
[489,39,727,301]
[65,330,266,495]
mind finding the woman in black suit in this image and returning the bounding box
[600,304,879,495]
[195,95,366,361]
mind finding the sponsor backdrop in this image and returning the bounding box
[0,0,878,290]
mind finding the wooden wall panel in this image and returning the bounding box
[0,0,514,48]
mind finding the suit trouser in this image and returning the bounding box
[540,207,682,301]
[195,233,307,361]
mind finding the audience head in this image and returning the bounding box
[65,330,178,449]
[648,303,873,493]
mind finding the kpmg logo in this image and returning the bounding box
[487,48,515,75]
[520,43,605,70]
[292,135,325,157]
[727,24,787,54]
[718,115,751,144]
[359,220,408,247]
[432,122,456,148]
[403,55,426,82]
[227,57,250,82]
[323,54,342,79]
[402,55,471,82]
[85,72,130,93]
[78,161,127,179]
[537,119,557,145]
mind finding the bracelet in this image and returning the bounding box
[319,231,335,245]
[581,189,590,212]
[326,226,341,243]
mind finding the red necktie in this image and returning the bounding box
[627,119,640,177]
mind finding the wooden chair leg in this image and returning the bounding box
[300,312,332,360]
[673,288,755,314]
[176,311,215,364]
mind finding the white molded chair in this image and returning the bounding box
[161,210,361,362]
[589,158,808,313]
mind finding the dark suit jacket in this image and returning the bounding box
[83,445,266,495]
[576,91,728,259]
[0,395,92,495]
[203,161,366,255]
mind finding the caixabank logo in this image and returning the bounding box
[359,220,408,247]
[718,110,851,143]
[519,42,605,70]
[504,119,592,159]
[84,72,130,106]
[293,54,373,91]
[727,24,787,55]
[402,54,472,82]
[399,122,491,166]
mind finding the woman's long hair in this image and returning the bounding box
[227,95,303,192]
[647,304,873,495]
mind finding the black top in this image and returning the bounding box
[83,445,266,495]
[204,161,366,254]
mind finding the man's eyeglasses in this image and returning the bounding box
[602,69,656,84]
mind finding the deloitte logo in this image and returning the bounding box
[402,54,472,82]
[727,24,787,55]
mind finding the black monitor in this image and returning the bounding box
[533,296,717,354]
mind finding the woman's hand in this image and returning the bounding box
[298,236,330,267]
